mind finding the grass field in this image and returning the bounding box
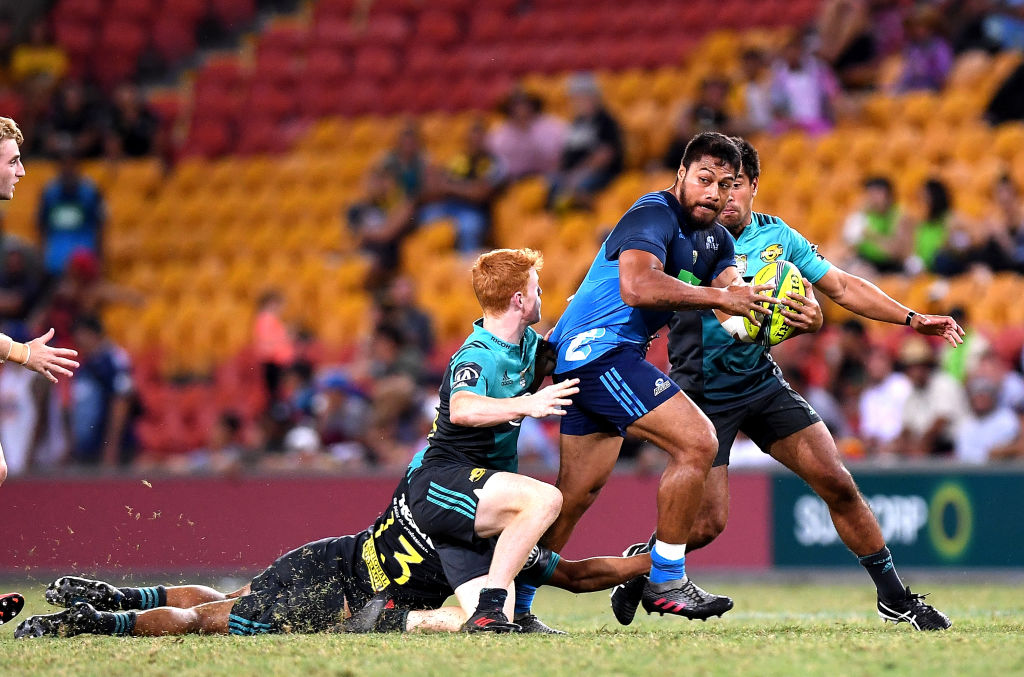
[3,580,1023,677]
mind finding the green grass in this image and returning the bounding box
[3,581,1023,677]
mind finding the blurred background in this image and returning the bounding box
[1,0,1023,573]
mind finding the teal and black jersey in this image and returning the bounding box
[667,212,832,411]
[419,320,539,473]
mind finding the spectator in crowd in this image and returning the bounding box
[770,32,841,134]
[896,337,968,457]
[104,83,159,158]
[41,81,106,158]
[973,346,1024,413]
[10,19,68,86]
[975,174,1024,272]
[954,376,1020,463]
[346,165,414,274]
[419,118,507,253]
[378,275,435,357]
[380,121,429,200]
[548,72,623,211]
[488,88,566,181]
[312,370,371,470]
[735,48,774,135]
[32,247,141,349]
[660,77,736,170]
[252,290,296,407]
[858,348,911,457]
[37,151,107,275]
[843,176,907,273]
[894,7,954,92]
[67,315,136,467]
[168,412,247,475]
[904,178,958,274]
[815,0,880,90]
[0,211,45,328]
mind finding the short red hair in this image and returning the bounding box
[471,248,543,315]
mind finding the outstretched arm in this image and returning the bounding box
[0,328,80,383]
[546,552,651,593]
[814,267,965,346]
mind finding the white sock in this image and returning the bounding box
[653,540,687,560]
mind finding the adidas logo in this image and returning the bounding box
[502,371,514,386]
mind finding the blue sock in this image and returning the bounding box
[514,583,537,616]
[650,546,685,584]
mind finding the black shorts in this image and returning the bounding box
[407,461,501,590]
[701,386,822,467]
[229,536,369,635]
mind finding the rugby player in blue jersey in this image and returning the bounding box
[517,132,780,622]
[610,138,961,631]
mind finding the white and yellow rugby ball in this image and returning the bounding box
[743,260,805,347]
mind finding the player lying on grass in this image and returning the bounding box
[15,473,648,639]
[609,137,958,631]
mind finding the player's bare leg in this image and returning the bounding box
[770,422,951,630]
[462,472,562,633]
[406,607,467,633]
[685,464,731,551]
[610,465,729,625]
[542,432,623,552]
[132,599,235,636]
[625,392,733,620]
[46,576,242,611]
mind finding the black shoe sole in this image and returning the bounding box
[0,593,25,625]
[46,577,120,610]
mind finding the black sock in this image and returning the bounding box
[118,586,167,610]
[96,610,137,636]
[476,588,508,613]
[858,546,906,603]
[376,607,410,632]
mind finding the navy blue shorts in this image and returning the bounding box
[555,344,681,437]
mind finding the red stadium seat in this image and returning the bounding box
[352,46,400,81]
[259,24,309,54]
[415,10,462,47]
[187,117,233,157]
[254,47,304,87]
[52,20,96,66]
[163,0,207,22]
[468,9,508,42]
[152,16,197,64]
[363,13,412,46]
[0,91,24,123]
[312,17,358,49]
[314,0,357,21]
[211,0,257,28]
[53,0,105,23]
[109,0,159,23]
[246,82,297,122]
[100,19,148,57]
[304,46,350,81]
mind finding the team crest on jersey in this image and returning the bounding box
[469,468,486,482]
[736,253,748,276]
[760,243,783,262]
[692,251,698,265]
[452,363,481,389]
[653,378,672,396]
[705,234,717,251]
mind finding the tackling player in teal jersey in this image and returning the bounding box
[611,138,962,631]
[406,247,579,634]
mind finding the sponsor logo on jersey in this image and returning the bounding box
[692,250,699,266]
[810,242,825,261]
[760,243,783,262]
[469,468,486,482]
[736,253,748,276]
[396,493,433,549]
[362,535,391,592]
[452,363,482,389]
[653,377,672,396]
[501,370,514,386]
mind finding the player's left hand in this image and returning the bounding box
[911,313,966,346]
[779,279,822,334]
[23,328,80,383]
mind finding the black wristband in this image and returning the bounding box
[905,311,917,326]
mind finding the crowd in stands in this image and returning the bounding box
[2,0,1024,478]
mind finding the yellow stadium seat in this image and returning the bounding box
[896,91,941,128]
[946,50,993,92]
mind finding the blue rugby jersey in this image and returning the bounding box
[667,211,831,410]
[550,190,735,373]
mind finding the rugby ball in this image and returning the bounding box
[743,260,805,347]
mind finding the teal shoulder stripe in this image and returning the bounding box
[426,494,475,520]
